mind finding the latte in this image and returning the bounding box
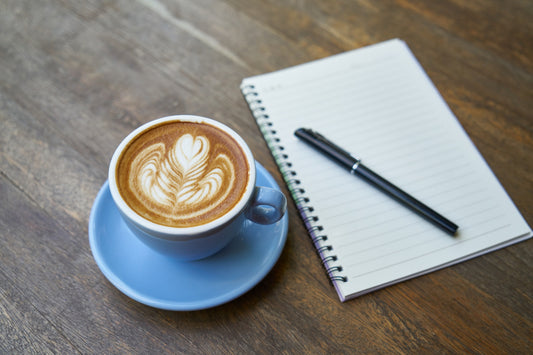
[115,121,249,227]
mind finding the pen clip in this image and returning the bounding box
[296,128,361,171]
[310,129,360,162]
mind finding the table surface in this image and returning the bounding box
[1,0,532,353]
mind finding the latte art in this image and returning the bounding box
[116,121,249,227]
[131,134,234,216]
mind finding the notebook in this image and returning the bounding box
[240,39,532,302]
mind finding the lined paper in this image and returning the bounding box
[241,39,531,301]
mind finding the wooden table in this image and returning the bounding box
[1,0,531,353]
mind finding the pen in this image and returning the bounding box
[294,128,459,235]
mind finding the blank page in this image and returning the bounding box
[241,39,531,301]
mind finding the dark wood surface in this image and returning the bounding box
[1,0,531,353]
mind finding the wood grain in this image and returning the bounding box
[1,0,531,353]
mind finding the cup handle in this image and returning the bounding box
[245,187,287,225]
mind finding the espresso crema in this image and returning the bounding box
[116,121,249,227]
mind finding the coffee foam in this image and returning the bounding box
[116,121,249,227]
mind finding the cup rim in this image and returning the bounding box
[108,115,256,237]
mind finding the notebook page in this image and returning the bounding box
[242,39,531,301]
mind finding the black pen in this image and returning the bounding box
[294,128,459,235]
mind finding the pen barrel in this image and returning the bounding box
[355,164,458,235]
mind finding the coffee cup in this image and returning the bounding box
[108,115,287,260]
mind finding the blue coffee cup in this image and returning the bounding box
[108,115,287,260]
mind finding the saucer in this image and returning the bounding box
[89,161,288,311]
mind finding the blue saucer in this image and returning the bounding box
[89,162,288,311]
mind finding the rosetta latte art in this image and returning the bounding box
[128,134,235,223]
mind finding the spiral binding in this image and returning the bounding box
[241,83,348,284]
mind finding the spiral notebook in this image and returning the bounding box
[240,39,532,301]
